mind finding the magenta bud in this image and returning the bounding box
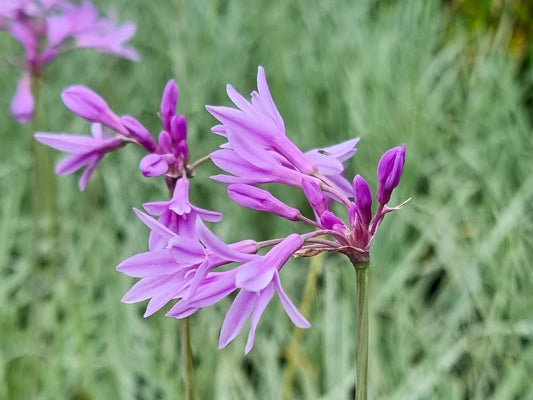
[301,178,328,216]
[61,86,127,135]
[320,211,347,233]
[353,174,372,225]
[160,79,179,131]
[377,144,406,204]
[10,75,35,123]
[170,115,187,143]
[228,184,300,221]
[158,130,173,153]
[140,154,168,177]
[121,115,158,152]
[176,141,190,162]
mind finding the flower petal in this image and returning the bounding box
[117,249,178,278]
[218,290,257,349]
[245,284,275,354]
[274,272,311,328]
[235,259,275,292]
[196,220,254,263]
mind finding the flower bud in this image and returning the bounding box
[228,184,300,221]
[160,79,178,131]
[158,130,172,153]
[376,144,406,204]
[301,178,328,216]
[121,115,157,152]
[353,174,372,225]
[140,154,168,177]
[170,115,187,143]
[62,85,127,135]
[10,75,34,123]
[320,211,347,233]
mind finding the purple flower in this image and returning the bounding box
[208,67,359,205]
[167,234,310,354]
[136,80,190,178]
[61,85,127,134]
[143,178,223,249]
[209,147,307,187]
[117,211,257,318]
[2,0,139,122]
[207,66,318,175]
[10,74,35,123]
[377,144,406,205]
[35,123,125,190]
[305,138,360,197]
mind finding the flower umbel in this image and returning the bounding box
[2,0,139,122]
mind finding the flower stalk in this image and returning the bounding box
[355,262,369,400]
[180,318,196,400]
[31,78,59,269]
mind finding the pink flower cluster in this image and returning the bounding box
[35,67,407,353]
[1,0,139,122]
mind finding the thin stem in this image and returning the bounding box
[301,229,348,244]
[316,174,352,208]
[188,154,211,171]
[31,77,59,269]
[303,238,340,247]
[369,204,385,237]
[355,263,369,400]
[167,176,196,400]
[180,318,196,400]
[297,214,322,228]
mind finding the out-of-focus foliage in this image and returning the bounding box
[0,0,531,399]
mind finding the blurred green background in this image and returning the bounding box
[1,0,532,399]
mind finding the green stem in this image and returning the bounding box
[180,318,196,400]
[355,263,369,400]
[31,78,59,270]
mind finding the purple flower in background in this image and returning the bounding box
[10,74,35,123]
[35,123,125,190]
[2,0,139,122]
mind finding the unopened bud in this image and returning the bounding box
[376,144,406,204]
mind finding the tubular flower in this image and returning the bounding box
[117,210,257,318]
[35,123,125,190]
[2,0,139,122]
[35,80,191,189]
[167,234,310,354]
[208,67,408,266]
[143,177,223,249]
[206,67,359,198]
